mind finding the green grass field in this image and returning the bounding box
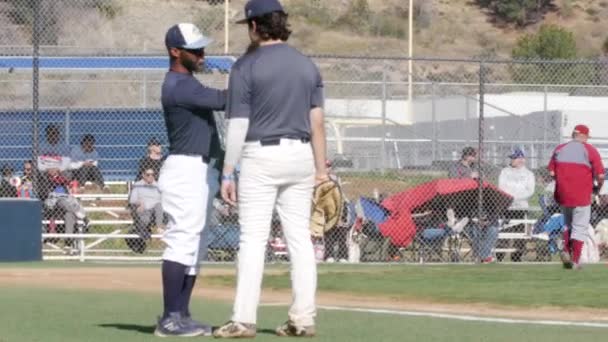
[2,263,608,341]
[0,286,606,342]
[206,264,608,308]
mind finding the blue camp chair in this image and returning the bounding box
[358,197,392,261]
[359,197,389,227]
[535,194,564,254]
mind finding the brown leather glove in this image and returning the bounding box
[310,179,344,237]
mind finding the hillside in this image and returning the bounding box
[283,0,608,59]
[1,0,607,59]
[0,0,608,57]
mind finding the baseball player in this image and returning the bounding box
[548,124,605,270]
[154,23,226,337]
[213,0,328,338]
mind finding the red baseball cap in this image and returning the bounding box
[573,124,590,136]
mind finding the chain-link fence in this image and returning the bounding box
[2,0,608,264]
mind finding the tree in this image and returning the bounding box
[477,0,554,27]
[512,24,576,60]
[510,25,593,85]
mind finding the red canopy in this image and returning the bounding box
[378,178,513,247]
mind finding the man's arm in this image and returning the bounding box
[220,62,251,206]
[221,63,251,177]
[69,146,84,170]
[447,163,460,179]
[89,151,100,167]
[128,186,139,206]
[222,118,249,176]
[589,145,605,190]
[547,146,560,177]
[310,67,328,182]
[175,79,227,112]
[310,107,328,182]
[497,169,508,191]
[523,170,536,199]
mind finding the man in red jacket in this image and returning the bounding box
[548,124,605,269]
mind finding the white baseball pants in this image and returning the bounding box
[158,155,209,268]
[190,160,221,275]
[231,139,316,326]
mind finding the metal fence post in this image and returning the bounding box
[225,0,230,54]
[543,84,548,166]
[465,96,470,145]
[431,82,437,162]
[79,235,86,262]
[381,61,387,173]
[142,73,148,108]
[65,109,71,145]
[32,0,41,163]
[478,60,485,227]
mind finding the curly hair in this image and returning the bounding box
[248,11,291,42]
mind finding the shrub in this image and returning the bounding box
[510,25,590,85]
[512,24,576,60]
[476,0,554,27]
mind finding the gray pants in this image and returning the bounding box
[133,203,164,233]
[561,206,591,241]
[46,194,86,235]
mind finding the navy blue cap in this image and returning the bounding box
[236,0,284,24]
[509,147,525,159]
[165,23,213,49]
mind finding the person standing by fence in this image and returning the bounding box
[497,147,535,262]
[548,124,605,270]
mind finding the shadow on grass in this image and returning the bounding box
[258,328,279,336]
[98,324,277,337]
[98,323,155,334]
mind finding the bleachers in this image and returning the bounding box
[0,109,167,181]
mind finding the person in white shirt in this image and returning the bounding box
[497,147,536,262]
[70,134,105,189]
[38,124,71,173]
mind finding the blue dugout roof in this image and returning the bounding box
[0,56,235,72]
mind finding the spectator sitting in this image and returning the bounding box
[446,147,496,262]
[497,147,536,262]
[324,160,350,263]
[136,138,164,181]
[70,134,105,190]
[17,160,37,198]
[0,165,17,197]
[463,211,500,263]
[37,165,88,250]
[129,168,165,238]
[448,146,479,179]
[38,124,71,173]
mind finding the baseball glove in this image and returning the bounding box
[310,179,344,237]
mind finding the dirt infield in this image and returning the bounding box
[2,267,608,323]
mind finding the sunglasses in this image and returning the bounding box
[180,48,205,56]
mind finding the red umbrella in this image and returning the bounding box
[378,179,513,247]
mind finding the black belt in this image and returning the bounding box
[259,137,310,146]
[171,153,210,164]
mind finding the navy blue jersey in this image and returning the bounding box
[226,43,324,142]
[161,71,226,157]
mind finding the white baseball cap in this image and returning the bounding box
[165,23,213,49]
